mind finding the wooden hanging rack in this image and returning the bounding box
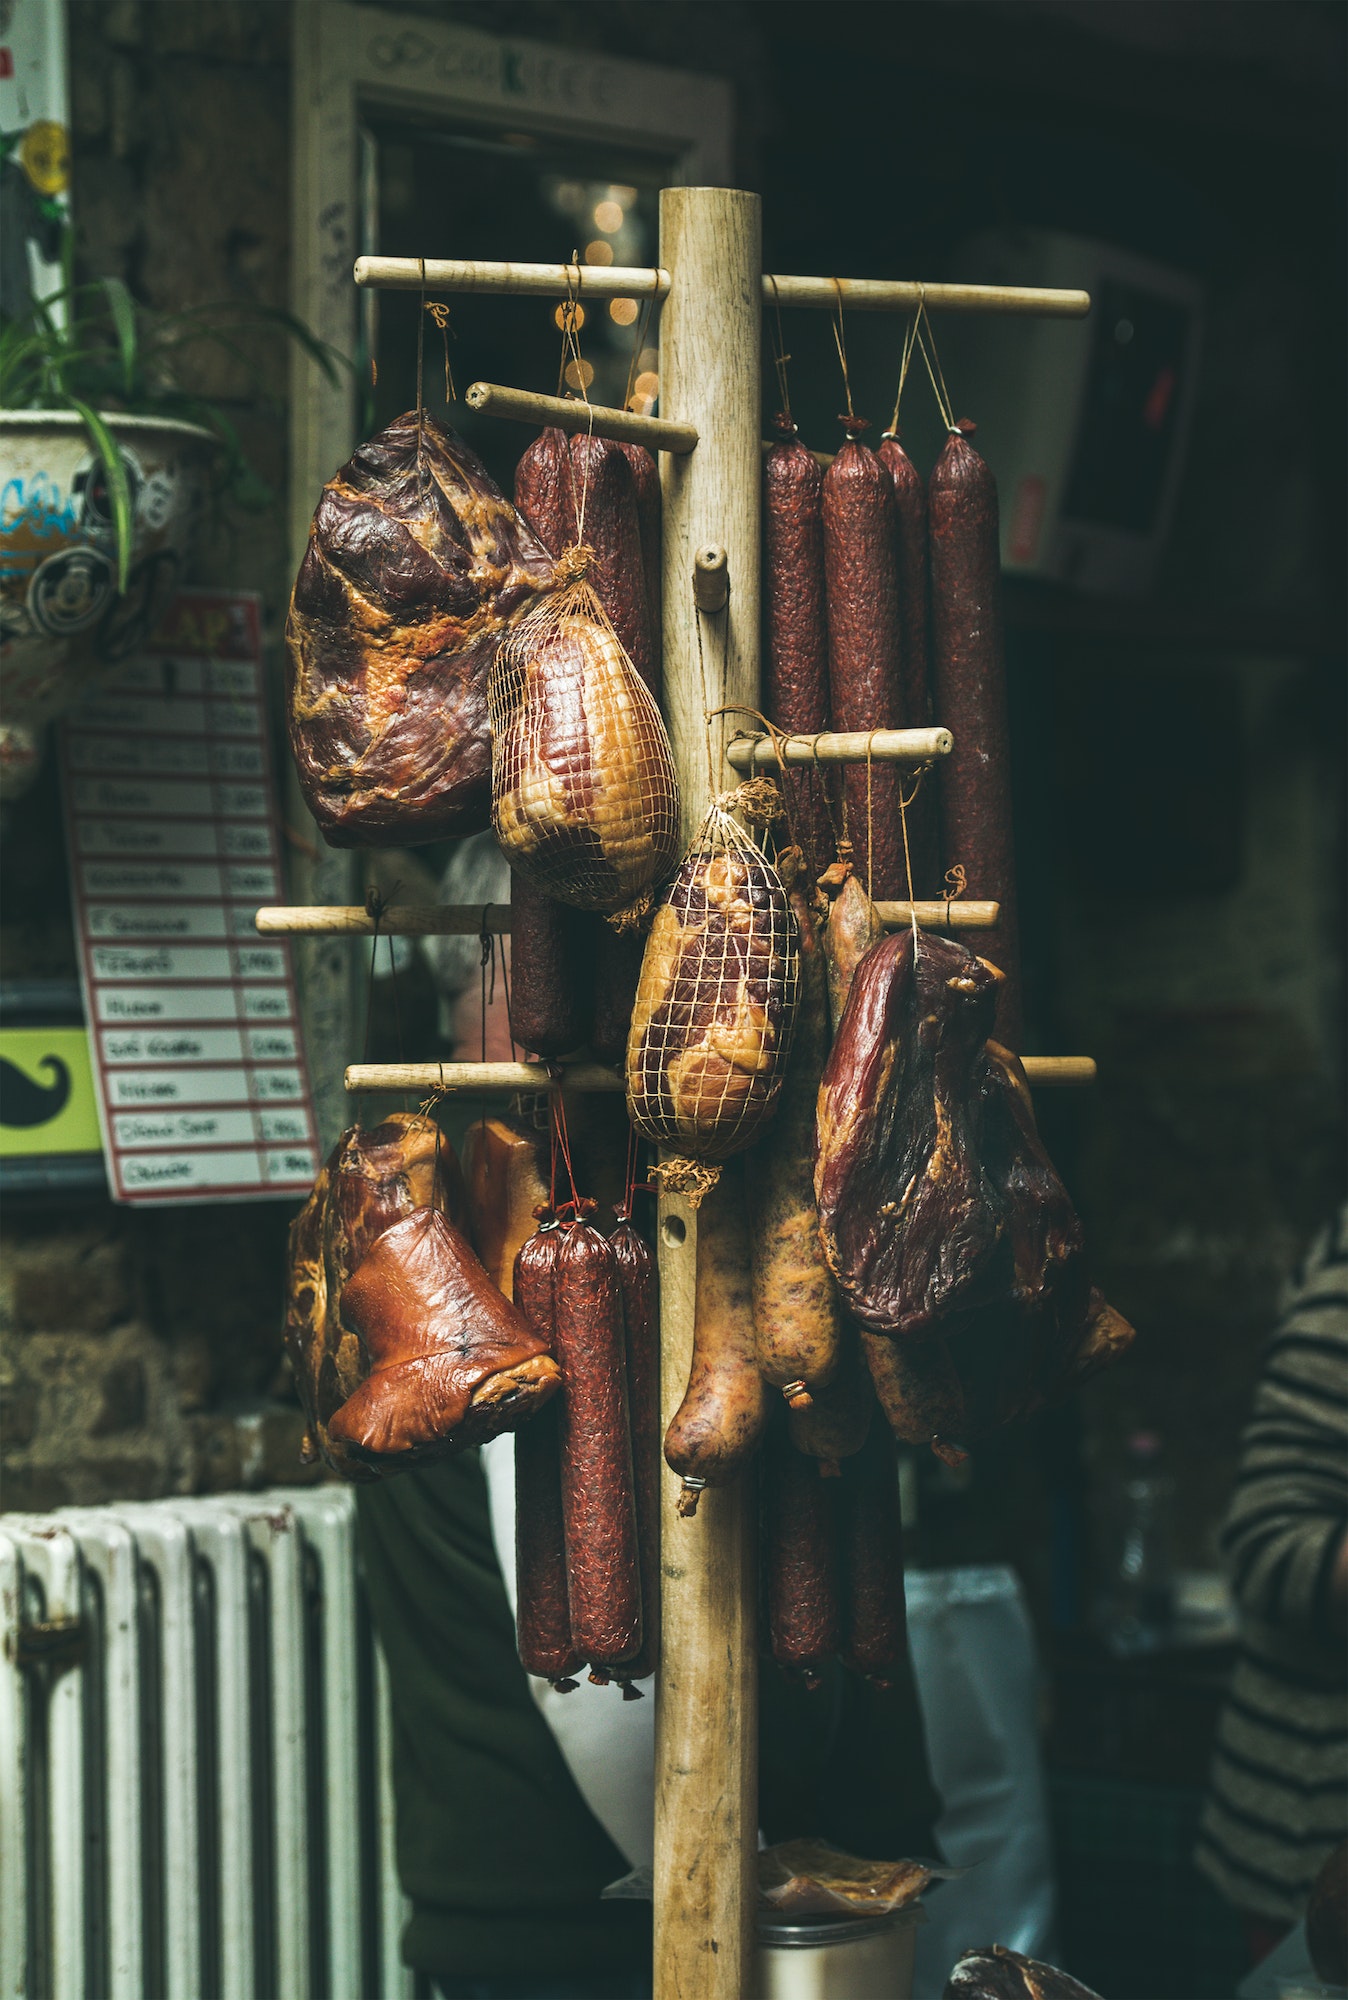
[286,197,1096,2000]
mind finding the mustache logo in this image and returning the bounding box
[0,1055,73,1128]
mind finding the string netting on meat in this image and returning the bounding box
[488,559,680,919]
[626,798,801,1185]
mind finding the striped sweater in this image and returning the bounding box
[1196,1206,1348,1924]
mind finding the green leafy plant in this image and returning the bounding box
[1,272,347,589]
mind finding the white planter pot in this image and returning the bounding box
[0,410,218,796]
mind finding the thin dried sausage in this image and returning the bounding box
[513,1220,584,1688]
[508,871,594,1058]
[553,1218,642,1663]
[617,441,662,697]
[822,426,907,898]
[610,1212,660,1687]
[762,1417,840,1689]
[839,1420,908,1688]
[928,420,1021,1044]
[570,433,656,694]
[764,424,835,874]
[877,430,938,897]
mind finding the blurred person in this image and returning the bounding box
[1196,1204,1348,1959]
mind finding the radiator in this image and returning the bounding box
[0,1487,415,2000]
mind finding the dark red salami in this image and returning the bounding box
[610,1212,659,1687]
[928,420,1021,1044]
[569,433,656,695]
[877,431,938,897]
[508,871,593,1058]
[822,427,907,898]
[513,1219,584,1688]
[839,1420,908,1688]
[553,1218,642,1664]
[764,424,835,873]
[762,1419,840,1688]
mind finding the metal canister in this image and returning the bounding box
[757,1904,924,1999]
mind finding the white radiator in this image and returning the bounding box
[0,1487,414,2000]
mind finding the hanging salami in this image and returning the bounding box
[822,424,907,898]
[928,419,1022,1043]
[763,421,834,873]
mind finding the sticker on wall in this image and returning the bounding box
[0,0,71,322]
[0,1025,101,1155]
[59,587,321,1205]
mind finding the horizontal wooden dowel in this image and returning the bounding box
[344,1055,1094,1092]
[726,727,952,769]
[876,900,999,930]
[763,275,1091,317]
[344,1061,624,1095]
[1020,1057,1096,1086]
[257,904,511,937]
[353,258,1087,321]
[353,255,670,300]
[465,381,698,454]
[258,901,999,938]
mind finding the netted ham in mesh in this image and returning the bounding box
[625,801,800,1171]
[488,557,679,916]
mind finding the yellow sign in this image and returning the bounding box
[0,1028,102,1157]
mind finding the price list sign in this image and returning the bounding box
[59,589,319,1204]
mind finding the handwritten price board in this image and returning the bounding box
[59,589,320,1204]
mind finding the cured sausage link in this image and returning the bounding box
[514,426,576,558]
[664,1157,770,1514]
[877,432,938,897]
[610,1214,660,1687]
[928,419,1021,1045]
[569,434,657,695]
[762,1419,840,1689]
[616,441,662,700]
[839,1419,909,1688]
[513,1222,584,1688]
[750,882,844,1404]
[764,430,835,874]
[553,1220,642,1663]
[508,871,594,1058]
[822,434,908,898]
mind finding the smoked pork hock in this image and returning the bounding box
[285,1113,466,1479]
[329,1207,560,1465]
[626,803,800,1169]
[286,411,553,846]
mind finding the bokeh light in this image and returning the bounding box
[584,240,614,266]
[564,358,596,392]
[593,199,624,233]
[609,298,639,326]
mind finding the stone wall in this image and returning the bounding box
[2,0,306,1513]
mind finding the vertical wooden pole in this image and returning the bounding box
[654,185,763,2000]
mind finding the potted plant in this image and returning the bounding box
[0,268,343,794]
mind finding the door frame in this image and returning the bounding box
[287,0,733,1142]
